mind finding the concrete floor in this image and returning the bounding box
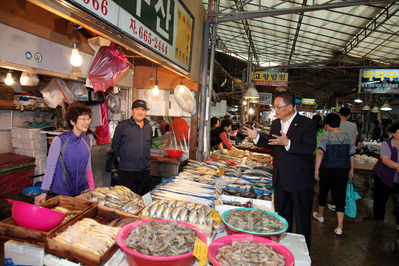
[0,170,399,265]
[309,170,399,266]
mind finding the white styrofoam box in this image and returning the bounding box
[12,137,47,150]
[33,175,43,185]
[279,233,311,266]
[43,254,80,266]
[15,147,47,159]
[43,248,126,266]
[11,126,46,140]
[138,88,169,116]
[215,194,275,216]
[4,240,44,266]
[34,157,47,176]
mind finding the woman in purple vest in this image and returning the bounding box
[35,104,95,205]
[373,123,399,230]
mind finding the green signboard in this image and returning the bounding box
[67,0,194,72]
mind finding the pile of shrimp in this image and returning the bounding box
[216,240,286,266]
[125,220,198,256]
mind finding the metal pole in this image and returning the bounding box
[198,20,211,162]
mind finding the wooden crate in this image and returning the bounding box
[45,205,139,266]
[0,195,96,245]
[77,191,144,216]
[138,214,213,237]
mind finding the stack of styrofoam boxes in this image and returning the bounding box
[11,126,47,183]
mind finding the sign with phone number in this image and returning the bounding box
[67,0,194,72]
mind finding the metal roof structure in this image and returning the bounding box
[202,0,399,101]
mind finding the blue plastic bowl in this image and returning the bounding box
[34,181,42,187]
[22,187,42,199]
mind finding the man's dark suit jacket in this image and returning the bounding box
[257,113,317,192]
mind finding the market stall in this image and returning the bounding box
[0,147,311,265]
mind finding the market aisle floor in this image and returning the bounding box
[310,171,399,266]
[1,171,399,265]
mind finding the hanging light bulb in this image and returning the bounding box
[249,108,254,114]
[70,41,83,67]
[243,100,247,105]
[153,80,159,95]
[354,98,363,103]
[5,71,13,86]
[179,82,185,93]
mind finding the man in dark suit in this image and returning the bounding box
[243,91,316,249]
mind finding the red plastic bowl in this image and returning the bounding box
[7,199,66,231]
[222,208,288,242]
[117,219,207,266]
[166,150,183,158]
[208,235,295,266]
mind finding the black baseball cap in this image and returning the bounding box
[132,99,149,110]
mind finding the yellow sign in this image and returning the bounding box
[218,167,224,176]
[252,71,288,86]
[193,237,208,265]
[175,7,193,67]
[302,98,316,105]
[315,97,329,103]
[210,209,221,226]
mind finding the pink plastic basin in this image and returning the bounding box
[7,199,66,231]
[117,219,207,266]
[208,235,295,266]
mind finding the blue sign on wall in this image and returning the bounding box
[360,69,399,93]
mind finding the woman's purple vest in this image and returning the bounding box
[51,130,91,196]
[373,138,398,188]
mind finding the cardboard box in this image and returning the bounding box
[0,86,14,107]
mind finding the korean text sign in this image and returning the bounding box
[67,0,194,72]
[360,69,399,93]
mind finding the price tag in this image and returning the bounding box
[193,237,208,265]
[218,167,225,176]
[215,183,222,195]
[219,179,226,187]
[210,209,221,226]
[142,192,152,207]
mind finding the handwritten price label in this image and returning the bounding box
[193,237,208,265]
[218,167,225,175]
[210,209,221,226]
[142,192,152,207]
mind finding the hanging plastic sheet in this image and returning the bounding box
[88,43,130,92]
[95,99,110,144]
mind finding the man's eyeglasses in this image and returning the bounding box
[78,117,92,122]
[273,104,289,110]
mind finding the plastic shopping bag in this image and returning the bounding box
[345,179,362,218]
[88,42,130,92]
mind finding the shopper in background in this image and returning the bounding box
[35,104,95,205]
[326,107,358,212]
[312,114,326,161]
[210,117,220,130]
[313,113,355,235]
[372,120,382,141]
[372,123,399,230]
[211,117,243,153]
[242,91,316,249]
[112,100,153,196]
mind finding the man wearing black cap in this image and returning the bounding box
[112,99,153,195]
